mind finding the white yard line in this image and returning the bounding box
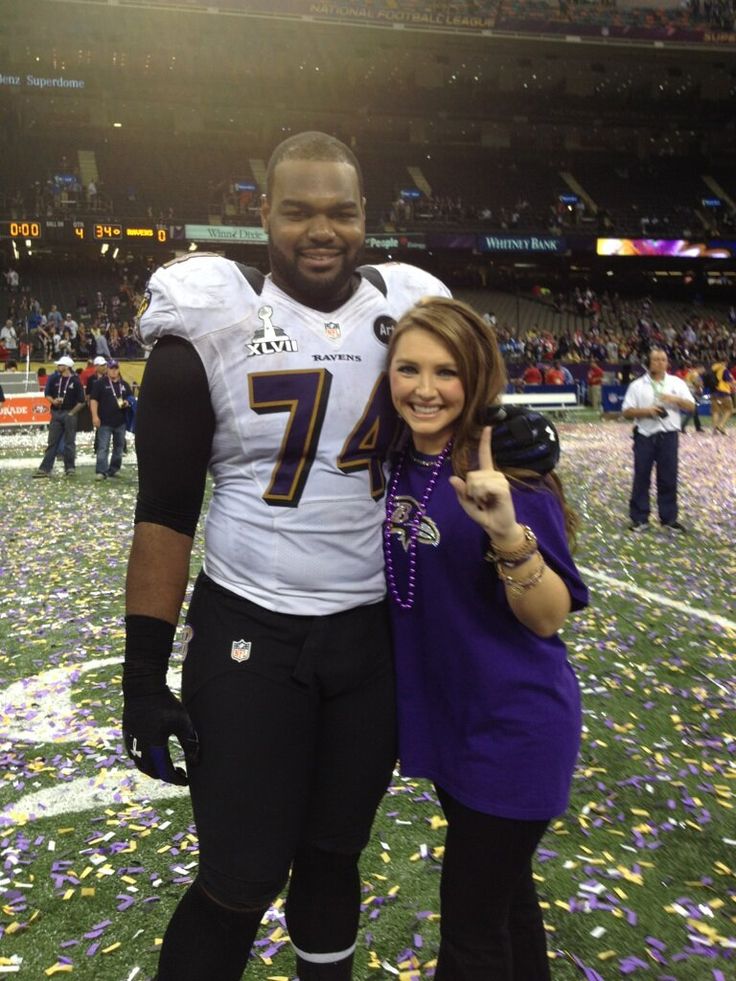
[578,565,736,632]
[0,454,98,470]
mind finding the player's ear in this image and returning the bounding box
[260,194,270,230]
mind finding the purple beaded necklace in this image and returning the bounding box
[383,438,454,610]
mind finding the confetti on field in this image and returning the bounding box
[1,423,735,978]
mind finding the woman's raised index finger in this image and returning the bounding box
[478,425,496,471]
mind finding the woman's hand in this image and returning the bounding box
[449,426,522,546]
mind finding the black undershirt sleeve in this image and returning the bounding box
[134,335,215,537]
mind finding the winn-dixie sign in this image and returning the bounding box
[479,235,564,253]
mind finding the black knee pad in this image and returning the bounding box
[198,867,287,911]
[158,879,267,981]
[286,845,361,954]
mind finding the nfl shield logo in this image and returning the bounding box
[230,639,252,663]
[324,321,341,339]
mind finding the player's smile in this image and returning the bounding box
[262,159,365,312]
[298,248,344,270]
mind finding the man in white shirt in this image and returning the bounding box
[621,349,694,533]
[1,319,18,357]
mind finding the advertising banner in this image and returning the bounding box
[0,395,50,427]
[184,225,268,243]
[597,239,733,258]
[363,233,426,251]
[478,235,565,254]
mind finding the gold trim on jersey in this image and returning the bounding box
[248,368,332,506]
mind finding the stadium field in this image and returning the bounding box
[0,420,734,980]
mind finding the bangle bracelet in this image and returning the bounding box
[485,524,538,564]
[496,554,546,595]
[495,547,540,570]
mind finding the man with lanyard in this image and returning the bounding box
[89,359,132,480]
[86,356,109,398]
[33,355,85,477]
[121,130,557,981]
[621,348,694,533]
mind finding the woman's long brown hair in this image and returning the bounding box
[387,296,579,547]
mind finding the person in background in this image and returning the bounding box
[86,356,108,398]
[90,359,133,480]
[33,355,85,478]
[681,362,704,434]
[521,359,542,385]
[1,319,18,359]
[586,357,604,413]
[384,297,588,980]
[709,359,734,435]
[621,348,694,533]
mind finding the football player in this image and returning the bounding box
[123,131,450,981]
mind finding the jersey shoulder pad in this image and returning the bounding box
[138,254,256,345]
[373,261,452,308]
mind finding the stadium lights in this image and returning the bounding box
[25,239,32,248]
[112,247,119,259]
[113,122,122,128]
[100,243,109,255]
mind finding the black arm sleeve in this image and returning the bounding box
[134,335,216,537]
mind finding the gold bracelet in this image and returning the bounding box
[496,553,546,595]
[485,525,538,564]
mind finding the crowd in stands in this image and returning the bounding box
[389,192,605,233]
[490,288,736,378]
[699,0,736,30]
[142,0,736,35]
[1,267,145,365]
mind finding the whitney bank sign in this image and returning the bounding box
[479,235,564,253]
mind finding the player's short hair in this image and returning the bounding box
[265,131,364,201]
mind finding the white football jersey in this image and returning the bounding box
[139,254,450,614]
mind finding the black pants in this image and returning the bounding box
[629,429,679,525]
[181,573,397,907]
[435,786,550,981]
[681,403,702,432]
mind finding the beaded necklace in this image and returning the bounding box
[383,439,453,611]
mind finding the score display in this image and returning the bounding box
[0,220,43,239]
[94,223,168,243]
[0,219,169,244]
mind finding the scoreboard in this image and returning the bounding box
[0,219,170,245]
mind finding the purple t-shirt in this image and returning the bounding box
[386,453,589,821]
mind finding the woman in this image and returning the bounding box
[384,297,588,980]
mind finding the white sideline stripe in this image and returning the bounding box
[0,769,187,826]
[0,455,138,470]
[291,941,357,964]
[579,565,736,632]
[1,657,181,744]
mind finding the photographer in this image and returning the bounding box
[621,348,694,533]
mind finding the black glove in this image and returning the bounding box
[487,405,560,474]
[122,615,200,786]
